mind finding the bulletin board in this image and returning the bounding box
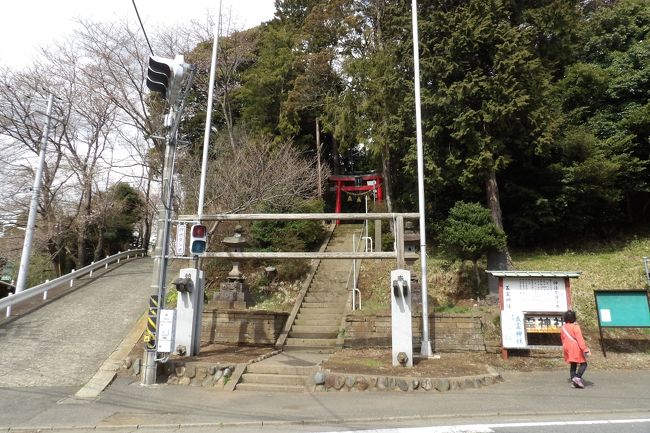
[594,290,650,357]
[487,271,580,360]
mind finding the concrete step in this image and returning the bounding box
[240,373,306,386]
[300,303,344,310]
[296,312,342,322]
[285,338,337,347]
[290,324,339,334]
[235,383,305,393]
[246,364,317,375]
[294,318,341,327]
[303,294,346,303]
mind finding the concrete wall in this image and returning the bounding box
[344,313,496,352]
[202,308,288,345]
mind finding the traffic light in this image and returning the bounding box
[190,224,207,255]
[146,55,186,106]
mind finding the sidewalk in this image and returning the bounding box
[1,369,649,432]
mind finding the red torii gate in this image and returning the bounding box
[330,173,383,215]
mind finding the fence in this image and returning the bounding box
[1,249,146,317]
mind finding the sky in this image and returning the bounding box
[0,0,276,67]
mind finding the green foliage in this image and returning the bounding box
[26,252,56,287]
[438,202,507,263]
[250,199,326,251]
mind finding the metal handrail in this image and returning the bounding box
[1,249,146,313]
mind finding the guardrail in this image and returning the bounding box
[1,249,146,317]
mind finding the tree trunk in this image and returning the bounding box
[484,168,512,298]
[380,141,394,213]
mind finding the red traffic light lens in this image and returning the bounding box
[192,225,206,237]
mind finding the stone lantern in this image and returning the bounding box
[211,225,253,309]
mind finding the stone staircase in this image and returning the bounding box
[284,223,360,352]
[234,223,362,392]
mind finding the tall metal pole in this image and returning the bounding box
[411,0,434,357]
[197,0,222,218]
[14,94,55,299]
[142,129,177,386]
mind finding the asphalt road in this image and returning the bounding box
[0,258,153,387]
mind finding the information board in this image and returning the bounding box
[503,277,568,312]
[501,310,527,348]
[594,290,650,327]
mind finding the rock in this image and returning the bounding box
[214,370,224,381]
[132,358,142,376]
[185,365,197,379]
[314,371,326,385]
[355,377,369,391]
[325,374,336,389]
[178,376,191,386]
[175,366,186,377]
[376,376,388,390]
[167,376,179,385]
[207,365,217,375]
[123,356,133,370]
[345,376,355,389]
[368,376,378,388]
[195,367,207,381]
[411,379,420,390]
[421,378,433,391]
[434,378,450,392]
[333,375,346,390]
[202,376,213,387]
[223,368,232,378]
[397,379,409,392]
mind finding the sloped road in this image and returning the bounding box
[0,258,153,387]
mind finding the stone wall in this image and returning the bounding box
[202,307,288,345]
[344,313,494,352]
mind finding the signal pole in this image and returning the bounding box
[142,55,195,385]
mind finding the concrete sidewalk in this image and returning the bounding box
[1,369,649,432]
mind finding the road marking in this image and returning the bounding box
[328,418,650,433]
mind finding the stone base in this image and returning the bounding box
[212,281,253,309]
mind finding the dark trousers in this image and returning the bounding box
[570,362,587,378]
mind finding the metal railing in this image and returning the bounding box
[1,249,146,316]
[179,212,419,266]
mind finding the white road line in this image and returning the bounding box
[327,418,650,433]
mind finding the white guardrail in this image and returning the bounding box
[1,249,146,316]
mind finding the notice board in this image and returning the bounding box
[594,290,650,356]
[594,290,650,327]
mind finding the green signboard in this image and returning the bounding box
[594,290,650,327]
[594,290,650,357]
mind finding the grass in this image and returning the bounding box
[356,233,650,334]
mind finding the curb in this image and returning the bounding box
[4,407,650,432]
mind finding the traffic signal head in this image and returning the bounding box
[190,224,207,255]
[146,55,186,105]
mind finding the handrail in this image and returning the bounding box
[1,249,146,314]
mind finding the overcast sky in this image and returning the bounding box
[0,0,276,67]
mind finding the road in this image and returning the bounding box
[0,257,153,387]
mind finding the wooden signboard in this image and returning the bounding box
[487,271,580,359]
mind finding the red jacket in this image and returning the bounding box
[561,322,589,363]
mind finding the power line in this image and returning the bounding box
[131,0,155,56]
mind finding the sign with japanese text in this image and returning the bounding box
[502,277,568,312]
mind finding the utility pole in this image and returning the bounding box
[316,118,322,198]
[142,55,194,385]
[13,94,56,310]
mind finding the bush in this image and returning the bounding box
[250,199,326,251]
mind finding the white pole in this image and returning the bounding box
[197,0,222,218]
[411,0,433,357]
[14,93,55,296]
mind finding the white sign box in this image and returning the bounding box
[501,310,527,348]
[502,277,568,312]
[157,309,176,353]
